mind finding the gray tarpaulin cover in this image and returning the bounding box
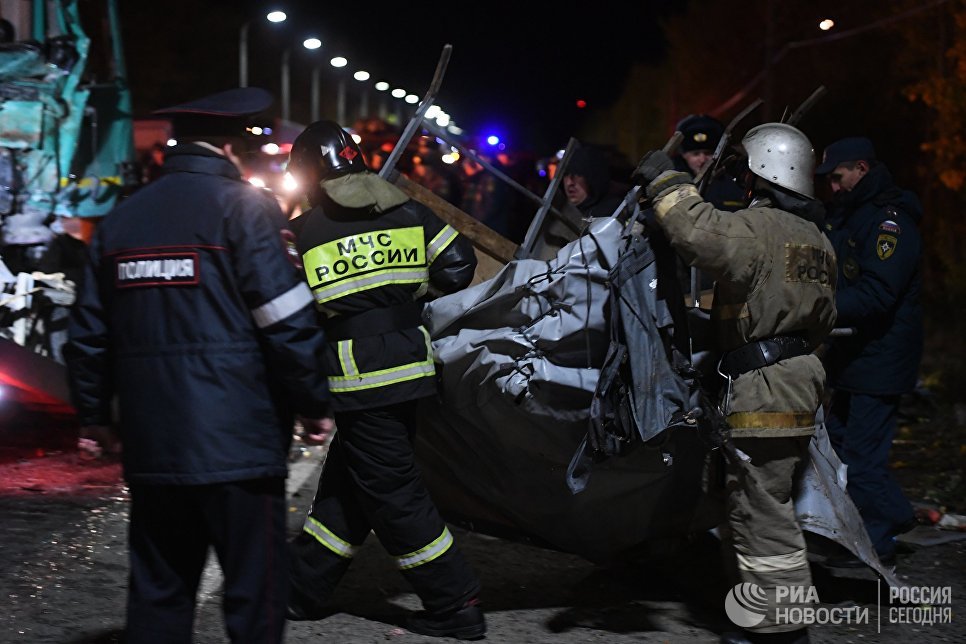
[417,217,901,584]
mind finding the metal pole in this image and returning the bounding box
[763,0,775,120]
[379,44,452,178]
[239,21,250,88]
[107,0,128,81]
[515,138,578,259]
[32,0,45,42]
[281,48,291,122]
[336,77,346,126]
[311,66,321,121]
[422,120,553,210]
[360,88,369,120]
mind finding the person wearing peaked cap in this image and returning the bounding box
[283,121,485,639]
[669,114,748,295]
[815,136,923,571]
[64,86,332,643]
[153,86,274,117]
[813,136,877,176]
[676,114,725,175]
[674,114,746,212]
[153,85,272,132]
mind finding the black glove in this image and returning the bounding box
[632,150,694,201]
[631,149,675,186]
[636,206,660,234]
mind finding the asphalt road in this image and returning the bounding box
[0,445,963,643]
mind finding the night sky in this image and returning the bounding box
[119,0,680,153]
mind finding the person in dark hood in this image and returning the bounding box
[816,136,922,570]
[562,145,625,218]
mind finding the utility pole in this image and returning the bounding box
[763,0,776,120]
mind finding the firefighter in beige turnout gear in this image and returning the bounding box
[284,121,485,640]
[634,123,836,643]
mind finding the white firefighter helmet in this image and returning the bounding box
[742,123,815,199]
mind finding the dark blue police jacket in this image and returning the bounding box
[823,164,923,395]
[66,144,330,485]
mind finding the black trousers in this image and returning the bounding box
[290,400,480,613]
[125,478,288,644]
[826,391,915,556]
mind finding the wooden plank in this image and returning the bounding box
[392,172,518,265]
[470,251,506,285]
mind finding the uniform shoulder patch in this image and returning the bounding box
[879,219,901,235]
[876,233,898,260]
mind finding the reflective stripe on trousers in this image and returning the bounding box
[303,516,360,559]
[736,548,808,573]
[396,526,454,570]
[298,435,454,573]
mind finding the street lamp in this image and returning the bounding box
[239,10,287,88]
[281,37,322,123]
[306,38,328,121]
[311,65,322,121]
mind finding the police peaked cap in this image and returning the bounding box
[153,87,274,138]
[676,114,724,153]
[814,137,876,175]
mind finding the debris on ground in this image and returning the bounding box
[0,449,123,496]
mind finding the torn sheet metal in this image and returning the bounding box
[798,418,904,587]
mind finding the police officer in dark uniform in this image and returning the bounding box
[671,115,749,296]
[815,137,921,568]
[65,88,332,643]
[674,114,747,211]
[284,121,485,639]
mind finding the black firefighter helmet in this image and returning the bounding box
[288,120,367,188]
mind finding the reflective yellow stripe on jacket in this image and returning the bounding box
[302,226,428,305]
[328,327,436,393]
[427,225,458,265]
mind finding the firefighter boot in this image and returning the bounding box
[406,599,486,640]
